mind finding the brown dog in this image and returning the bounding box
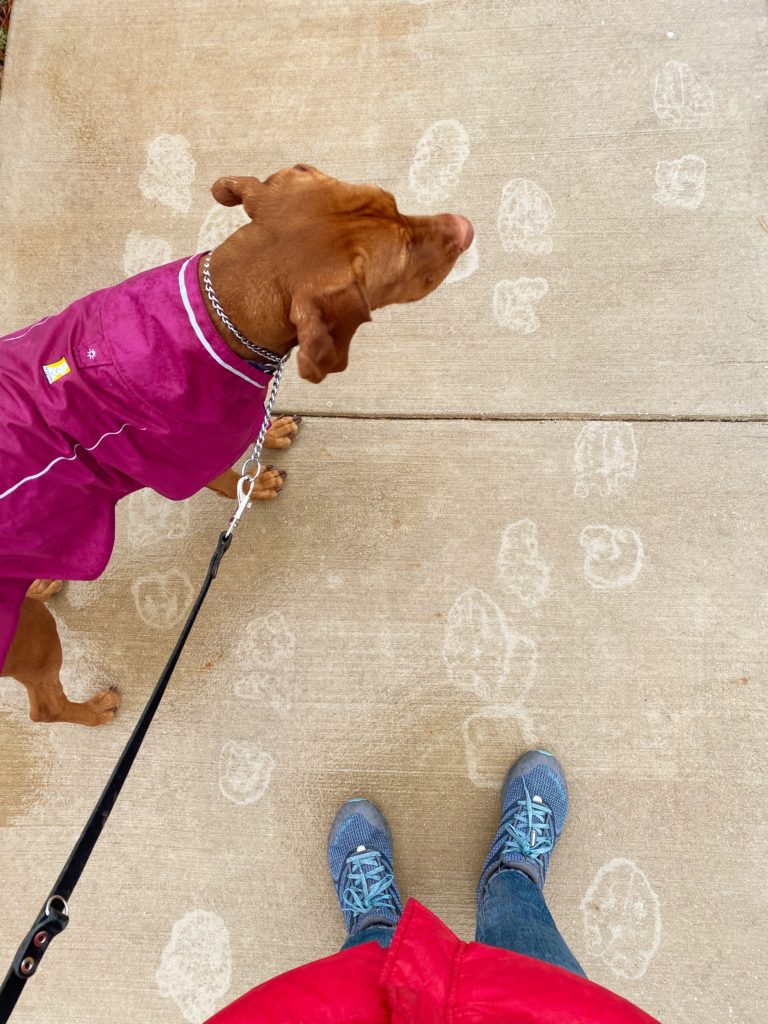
[0,164,473,726]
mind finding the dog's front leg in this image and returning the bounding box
[204,415,298,499]
[3,598,119,726]
[205,466,287,501]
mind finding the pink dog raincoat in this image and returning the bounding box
[0,254,272,667]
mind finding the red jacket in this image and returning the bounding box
[209,899,660,1023]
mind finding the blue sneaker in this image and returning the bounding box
[477,750,568,898]
[327,798,403,941]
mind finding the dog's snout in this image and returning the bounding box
[449,214,474,251]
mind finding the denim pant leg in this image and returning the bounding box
[476,869,587,978]
[340,924,396,951]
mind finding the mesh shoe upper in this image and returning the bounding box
[477,753,569,897]
[328,800,403,936]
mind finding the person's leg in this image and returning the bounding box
[341,923,395,951]
[477,868,585,976]
[327,798,402,951]
[475,750,586,978]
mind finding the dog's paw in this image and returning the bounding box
[86,686,120,725]
[264,415,301,450]
[25,579,64,603]
[252,466,287,501]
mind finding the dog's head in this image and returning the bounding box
[211,165,473,382]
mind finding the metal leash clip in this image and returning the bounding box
[224,352,290,540]
[224,461,261,538]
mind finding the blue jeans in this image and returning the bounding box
[341,868,586,978]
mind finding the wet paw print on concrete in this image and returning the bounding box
[443,590,540,789]
[580,858,662,979]
[407,118,470,205]
[197,202,250,252]
[497,519,552,608]
[654,61,713,128]
[124,488,191,548]
[156,909,232,1023]
[443,588,537,703]
[139,133,197,213]
[232,611,295,712]
[573,422,637,498]
[126,135,251,273]
[497,179,554,255]
[461,704,536,789]
[445,236,479,284]
[218,743,276,805]
[654,154,706,210]
[579,526,644,590]
[122,231,172,277]
[131,570,195,629]
[492,277,549,334]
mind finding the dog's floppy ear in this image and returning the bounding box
[290,263,372,383]
[211,176,263,218]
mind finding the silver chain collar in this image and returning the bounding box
[202,251,284,371]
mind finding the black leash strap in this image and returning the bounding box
[0,530,232,1023]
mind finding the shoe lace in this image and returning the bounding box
[341,849,397,918]
[502,780,554,864]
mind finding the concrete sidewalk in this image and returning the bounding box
[1,3,766,1022]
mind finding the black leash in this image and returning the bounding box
[0,530,232,1023]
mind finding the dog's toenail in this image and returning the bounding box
[293,415,302,423]
[279,470,287,477]
[266,464,274,470]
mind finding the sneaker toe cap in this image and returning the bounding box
[502,752,569,828]
[327,799,393,879]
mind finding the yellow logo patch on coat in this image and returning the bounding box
[43,357,72,384]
